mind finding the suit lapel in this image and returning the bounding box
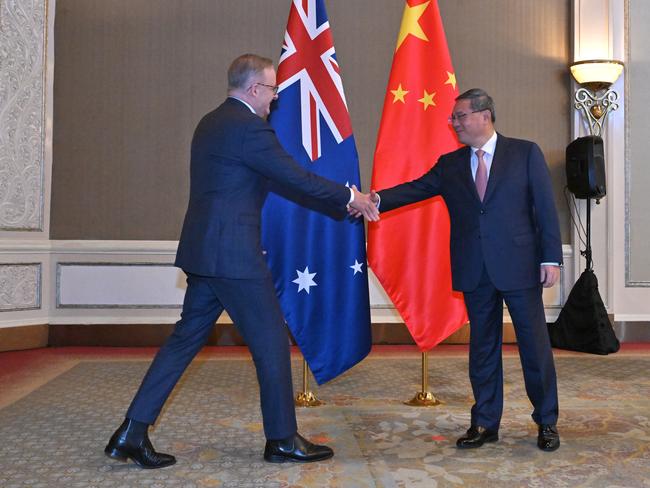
[483,133,509,203]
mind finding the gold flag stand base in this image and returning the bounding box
[404,351,443,407]
[294,358,324,407]
[295,391,324,407]
[404,391,442,407]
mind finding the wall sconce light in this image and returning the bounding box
[569,59,624,136]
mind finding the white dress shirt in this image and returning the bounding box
[470,131,498,181]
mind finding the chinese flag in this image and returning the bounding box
[368,0,467,350]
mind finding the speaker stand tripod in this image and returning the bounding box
[582,197,593,272]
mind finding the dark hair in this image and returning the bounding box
[227,54,274,90]
[456,88,496,122]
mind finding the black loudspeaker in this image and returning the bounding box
[565,135,606,199]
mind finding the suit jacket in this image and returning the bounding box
[175,98,350,278]
[378,134,562,292]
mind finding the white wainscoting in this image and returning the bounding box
[0,240,574,327]
[57,263,186,308]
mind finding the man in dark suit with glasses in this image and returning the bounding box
[104,53,379,468]
[368,88,562,452]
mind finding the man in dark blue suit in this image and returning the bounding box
[371,89,562,451]
[104,54,379,468]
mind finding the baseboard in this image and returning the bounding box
[48,323,246,347]
[613,322,650,342]
[3,321,646,351]
[372,323,516,344]
[0,324,48,352]
[45,322,516,347]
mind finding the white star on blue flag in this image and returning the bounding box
[350,259,364,275]
[293,266,317,294]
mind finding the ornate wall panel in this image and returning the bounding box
[0,0,46,230]
[0,263,41,311]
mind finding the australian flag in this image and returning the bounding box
[261,0,371,384]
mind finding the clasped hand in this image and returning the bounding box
[348,186,380,221]
[348,187,379,221]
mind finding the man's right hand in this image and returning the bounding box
[348,185,380,221]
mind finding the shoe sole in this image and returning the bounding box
[538,441,560,452]
[264,452,334,463]
[104,447,177,469]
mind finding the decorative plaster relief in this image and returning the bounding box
[0,0,46,230]
[0,263,41,310]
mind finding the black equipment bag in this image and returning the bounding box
[548,269,620,355]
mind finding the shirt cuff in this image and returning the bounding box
[540,262,561,266]
[347,188,354,205]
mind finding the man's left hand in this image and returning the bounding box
[540,265,560,288]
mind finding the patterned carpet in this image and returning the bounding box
[0,349,649,487]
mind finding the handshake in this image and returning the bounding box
[348,186,380,221]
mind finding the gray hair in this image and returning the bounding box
[227,54,274,90]
[456,88,496,122]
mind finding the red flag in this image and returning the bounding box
[368,0,467,350]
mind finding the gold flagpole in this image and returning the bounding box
[294,357,323,407]
[404,351,442,406]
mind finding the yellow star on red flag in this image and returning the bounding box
[396,1,430,51]
[444,71,457,90]
[418,90,436,110]
[390,84,409,103]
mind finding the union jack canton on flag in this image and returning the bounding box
[261,0,372,384]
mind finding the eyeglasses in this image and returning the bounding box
[254,82,279,95]
[448,109,485,124]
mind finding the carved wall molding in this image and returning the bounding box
[0,263,41,311]
[0,0,47,230]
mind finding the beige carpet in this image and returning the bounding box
[0,348,649,487]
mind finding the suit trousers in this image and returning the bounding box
[126,273,298,441]
[463,265,559,431]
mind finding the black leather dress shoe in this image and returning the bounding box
[105,419,176,469]
[264,433,334,463]
[456,425,499,449]
[537,424,560,451]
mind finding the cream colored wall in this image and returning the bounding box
[611,0,650,321]
[626,0,650,285]
[572,0,650,328]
